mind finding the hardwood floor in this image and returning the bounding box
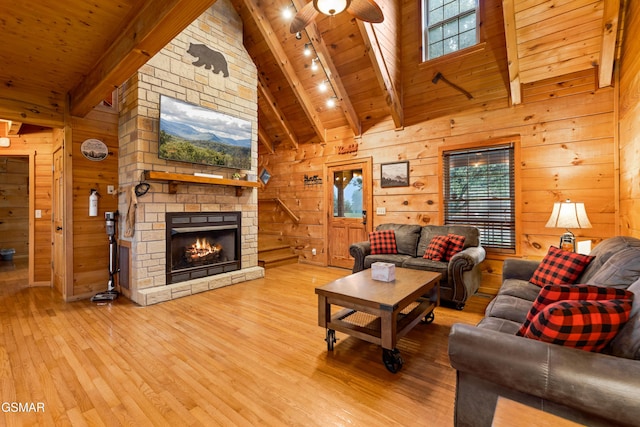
[0,262,490,426]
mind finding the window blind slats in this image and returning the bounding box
[443,144,515,251]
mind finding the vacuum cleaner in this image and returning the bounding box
[91,211,119,302]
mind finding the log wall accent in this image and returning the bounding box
[259,69,616,295]
[0,127,53,284]
[619,0,640,238]
[70,107,119,299]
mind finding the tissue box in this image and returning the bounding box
[371,262,396,282]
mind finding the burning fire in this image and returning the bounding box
[187,238,222,260]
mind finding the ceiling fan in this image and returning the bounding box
[289,0,384,33]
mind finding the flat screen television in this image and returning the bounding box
[158,95,252,170]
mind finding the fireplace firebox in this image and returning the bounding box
[166,212,241,284]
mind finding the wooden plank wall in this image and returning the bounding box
[619,0,640,238]
[258,69,616,295]
[0,156,29,258]
[0,127,53,283]
[71,107,119,299]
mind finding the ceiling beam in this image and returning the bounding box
[8,121,22,135]
[294,0,361,136]
[357,21,403,129]
[0,98,63,128]
[598,0,620,88]
[69,0,217,117]
[502,0,521,105]
[258,75,299,149]
[258,125,275,154]
[241,0,326,143]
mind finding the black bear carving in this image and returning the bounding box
[187,43,229,78]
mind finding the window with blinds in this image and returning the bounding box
[443,144,515,251]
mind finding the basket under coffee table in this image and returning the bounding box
[315,267,441,373]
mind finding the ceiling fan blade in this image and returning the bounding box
[290,2,319,33]
[347,0,384,23]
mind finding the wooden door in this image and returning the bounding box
[325,159,372,269]
[52,147,65,296]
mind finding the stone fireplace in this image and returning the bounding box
[116,1,263,306]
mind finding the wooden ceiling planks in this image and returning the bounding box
[69,0,219,116]
[0,0,624,155]
[0,0,141,124]
[514,0,604,84]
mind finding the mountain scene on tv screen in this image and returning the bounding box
[159,96,252,169]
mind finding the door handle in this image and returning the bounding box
[56,226,63,231]
[362,210,367,226]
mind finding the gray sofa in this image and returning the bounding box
[448,236,640,427]
[349,223,486,309]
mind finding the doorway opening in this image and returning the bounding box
[0,156,29,277]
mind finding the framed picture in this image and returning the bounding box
[259,167,272,187]
[381,161,410,188]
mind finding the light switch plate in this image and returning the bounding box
[376,207,386,215]
[35,209,42,219]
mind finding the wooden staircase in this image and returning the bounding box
[258,233,298,269]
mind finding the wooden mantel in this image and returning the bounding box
[143,170,260,196]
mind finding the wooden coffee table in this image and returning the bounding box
[315,267,440,373]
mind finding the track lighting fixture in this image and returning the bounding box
[282,3,294,19]
[284,12,340,112]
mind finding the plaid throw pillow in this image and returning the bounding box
[369,230,398,255]
[517,284,634,336]
[445,234,466,261]
[523,299,633,352]
[423,235,450,261]
[529,246,594,287]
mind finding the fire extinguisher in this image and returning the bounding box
[89,189,99,217]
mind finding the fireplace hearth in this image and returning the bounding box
[166,212,241,284]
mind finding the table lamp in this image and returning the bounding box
[545,200,592,252]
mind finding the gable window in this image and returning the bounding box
[423,0,478,61]
[443,144,515,252]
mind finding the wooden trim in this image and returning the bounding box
[5,148,39,286]
[502,0,521,105]
[257,125,275,154]
[598,0,620,88]
[418,43,487,70]
[613,54,620,236]
[257,76,298,149]
[357,21,403,129]
[63,120,74,300]
[28,153,36,286]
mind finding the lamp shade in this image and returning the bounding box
[545,200,592,229]
[314,0,349,15]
